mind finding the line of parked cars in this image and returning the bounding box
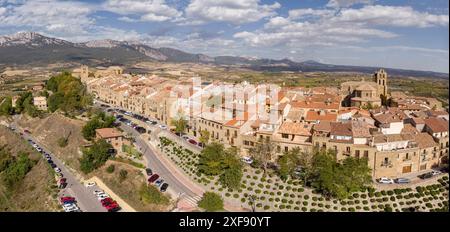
[173,131,203,148]
[146,168,169,192]
[60,196,81,212]
[92,189,121,212]
[377,170,443,184]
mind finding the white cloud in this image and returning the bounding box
[234,5,448,48]
[0,7,6,15]
[184,0,281,24]
[326,0,374,8]
[0,0,94,36]
[337,5,449,27]
[102,0,182,22]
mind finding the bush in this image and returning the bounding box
[106,164,115,173]
[119,169,128,182]
[198,192,224,212]
[138,184,170,205]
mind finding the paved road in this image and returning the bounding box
[9,121,106,212]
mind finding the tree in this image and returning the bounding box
[198,192,224,212]
[1,152,35,190]
[0,96,13,116]
[138,183,170,205]
[79,139,113,174]
[82,113,116,141]
[309,149,372,199]
[199,129,210,146]
[250,137,276,174]
[106,164,115,173]
[219,147,243,189]
[171,115,187,134]
[298,149,316,187]
[198,143,243,189]
[198,142,226,175]
[277,148,300,181]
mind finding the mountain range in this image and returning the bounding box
[0,32,448,79]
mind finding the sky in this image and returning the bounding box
[0,0,448,73]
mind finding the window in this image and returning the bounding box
[284,147,288,152]
[355,150,360,158]
[277,146,281,153]
[364,150,369,158]
[282,134,289,139]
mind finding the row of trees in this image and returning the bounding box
[82,112,116,141]
[46,72,92,114]
[198,142,243,190]
[274,147,372,199]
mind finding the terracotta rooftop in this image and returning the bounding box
[305,110,337,122]
[96,128,123,138]
[414,133,438,149]
[278,122,312,136]
[424,117,449,133]
[313,121,332,133]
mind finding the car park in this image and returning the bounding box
[160,183,169,192]
[377,177,394,184]
[148,174,160,183]
[394,178,411,184]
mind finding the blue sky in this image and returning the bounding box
[0,0,448,73]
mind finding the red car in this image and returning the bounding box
[59,178,67,183]
[188,139,198,145]
[24,129,31,133]
[60,196,76,204]
[148,174,159,183]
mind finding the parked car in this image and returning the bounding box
[148,174,160,183]
[394,178,411,184]
[56,172,63,178]
[24,129,30,133]
[160,183,169,192]
[145,168,153,176]
[85,182,96,187]
[93,190,104,195]
[50,163,57,168]
[418,172,434,179]
[198,142,204,147]
[241,156,253,164]
[377,177,394,184]
[158,125,167,130]
[60,196,76,204]
[155,179,164,187]
[181,135,190,140]
[431,170,442,176]
[54,167,62,173]
[188,139,198,145]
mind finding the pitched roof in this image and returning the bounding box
[424,118,449,133]
[305,110,337,122]
[278,122,312,136]
[414,133,437,149]
[313,121,332,133]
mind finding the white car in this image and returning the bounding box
[93,190,104,196]
[377,177,394,184]
[181,135,190,140]
[431,170,442,176]
[85,182,96,187]
[63,204,79,212]
[158,125,167,130]
[241,156,253,164]
[98,194,109,200]
[54,167,62,173]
